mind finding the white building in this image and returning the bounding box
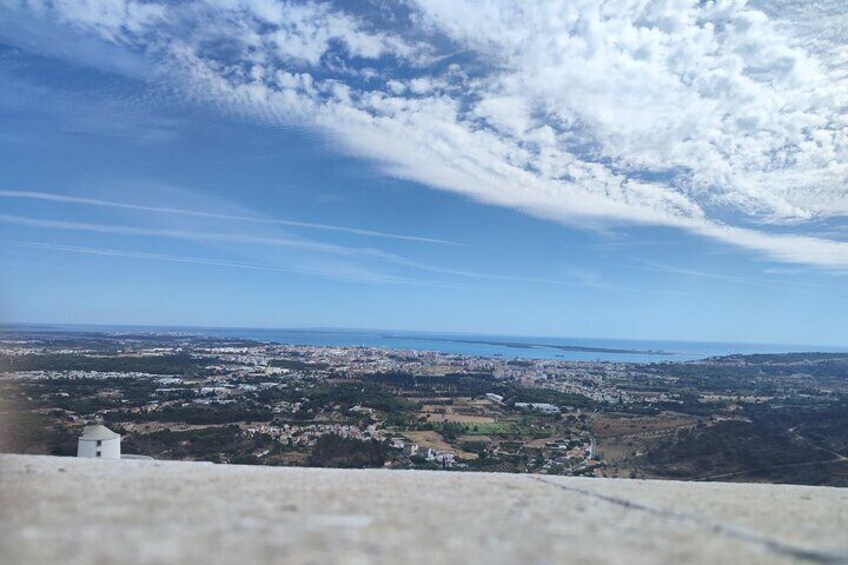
[514,402,560,414]
[77,425,121,459]
[403,443,419,457]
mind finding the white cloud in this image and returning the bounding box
[0,190,462,245]
[11,241,461,286]
[47,0,167,42]
[4,0,848,268]
[0,212,421,262]
[634,257,847,298]
[0,212,628,288]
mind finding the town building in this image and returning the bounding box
[514,402,560,414]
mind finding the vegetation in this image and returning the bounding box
[308,435,387,468]
[1,353,211,375]
[122,426,272,464]
[3,332,847,485]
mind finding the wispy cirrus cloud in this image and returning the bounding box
[633,258,848,299]
[0,190,462,246]
[0,215,607,289]
[9,241,463,287]
[2,0,847,268]
[0,212,424,261]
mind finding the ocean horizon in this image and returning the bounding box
[4,323,847,363]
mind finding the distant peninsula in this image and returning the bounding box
[384,335,675,356]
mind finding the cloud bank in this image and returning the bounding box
[3,0,847,267]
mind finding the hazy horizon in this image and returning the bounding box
[7,320,848,351]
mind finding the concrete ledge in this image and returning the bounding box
[1,454,847,564]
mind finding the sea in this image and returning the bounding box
[5,324,847,363]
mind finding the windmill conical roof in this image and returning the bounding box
[79,425,120,441]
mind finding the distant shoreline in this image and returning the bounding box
[384,335,675,356]
[5,324,845,362]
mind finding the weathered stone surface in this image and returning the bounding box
[1,454,846,564]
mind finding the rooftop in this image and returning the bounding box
[1,454,846,564]
[78,425,121,441]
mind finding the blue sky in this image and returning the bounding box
[0,0,847,345]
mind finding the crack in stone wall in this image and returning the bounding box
[529,476,848,565]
